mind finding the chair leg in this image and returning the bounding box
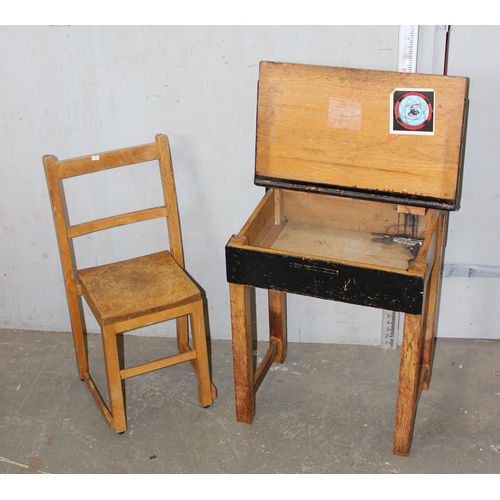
[70,321,89,381]
[101,324,127,433]
[176,315,189,353]
[67,297,89,381]
[393,313,424,456]
[269,289,287,363]
[190,300,215,408]
[230,283,255,424]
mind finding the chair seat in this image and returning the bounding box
[78,250,201,326]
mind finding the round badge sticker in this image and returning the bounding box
[394,91,433,131]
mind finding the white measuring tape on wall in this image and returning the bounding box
[397,25,419,73]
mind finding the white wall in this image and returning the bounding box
[437,26,500,340]
[1,25,498,344]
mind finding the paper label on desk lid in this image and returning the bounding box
[328,98,362,130]
[390,88,435,135]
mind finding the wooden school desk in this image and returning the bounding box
[225,62,469,455]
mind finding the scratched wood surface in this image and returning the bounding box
[280,189,429,238]
[78,250,200,326]
[255,62,468,207]
[231,188,427,272]
[271,223,418,270]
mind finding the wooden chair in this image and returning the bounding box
[44,133,216,433]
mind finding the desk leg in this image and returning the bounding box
[393,313,424,456]
[269,290,287,363]
[230,283,255,424]
[420,211,446,390]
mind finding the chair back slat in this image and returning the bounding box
[67,206,169,238]
[54,142,160,179]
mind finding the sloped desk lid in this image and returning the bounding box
[255,61,469,210]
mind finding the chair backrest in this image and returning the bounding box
[44,134,184,300]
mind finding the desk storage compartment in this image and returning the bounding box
[227,188,437,314]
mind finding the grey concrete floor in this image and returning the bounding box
[0,328,499,474]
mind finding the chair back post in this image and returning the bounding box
[156,134,185,269]
[43,154,88,378]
